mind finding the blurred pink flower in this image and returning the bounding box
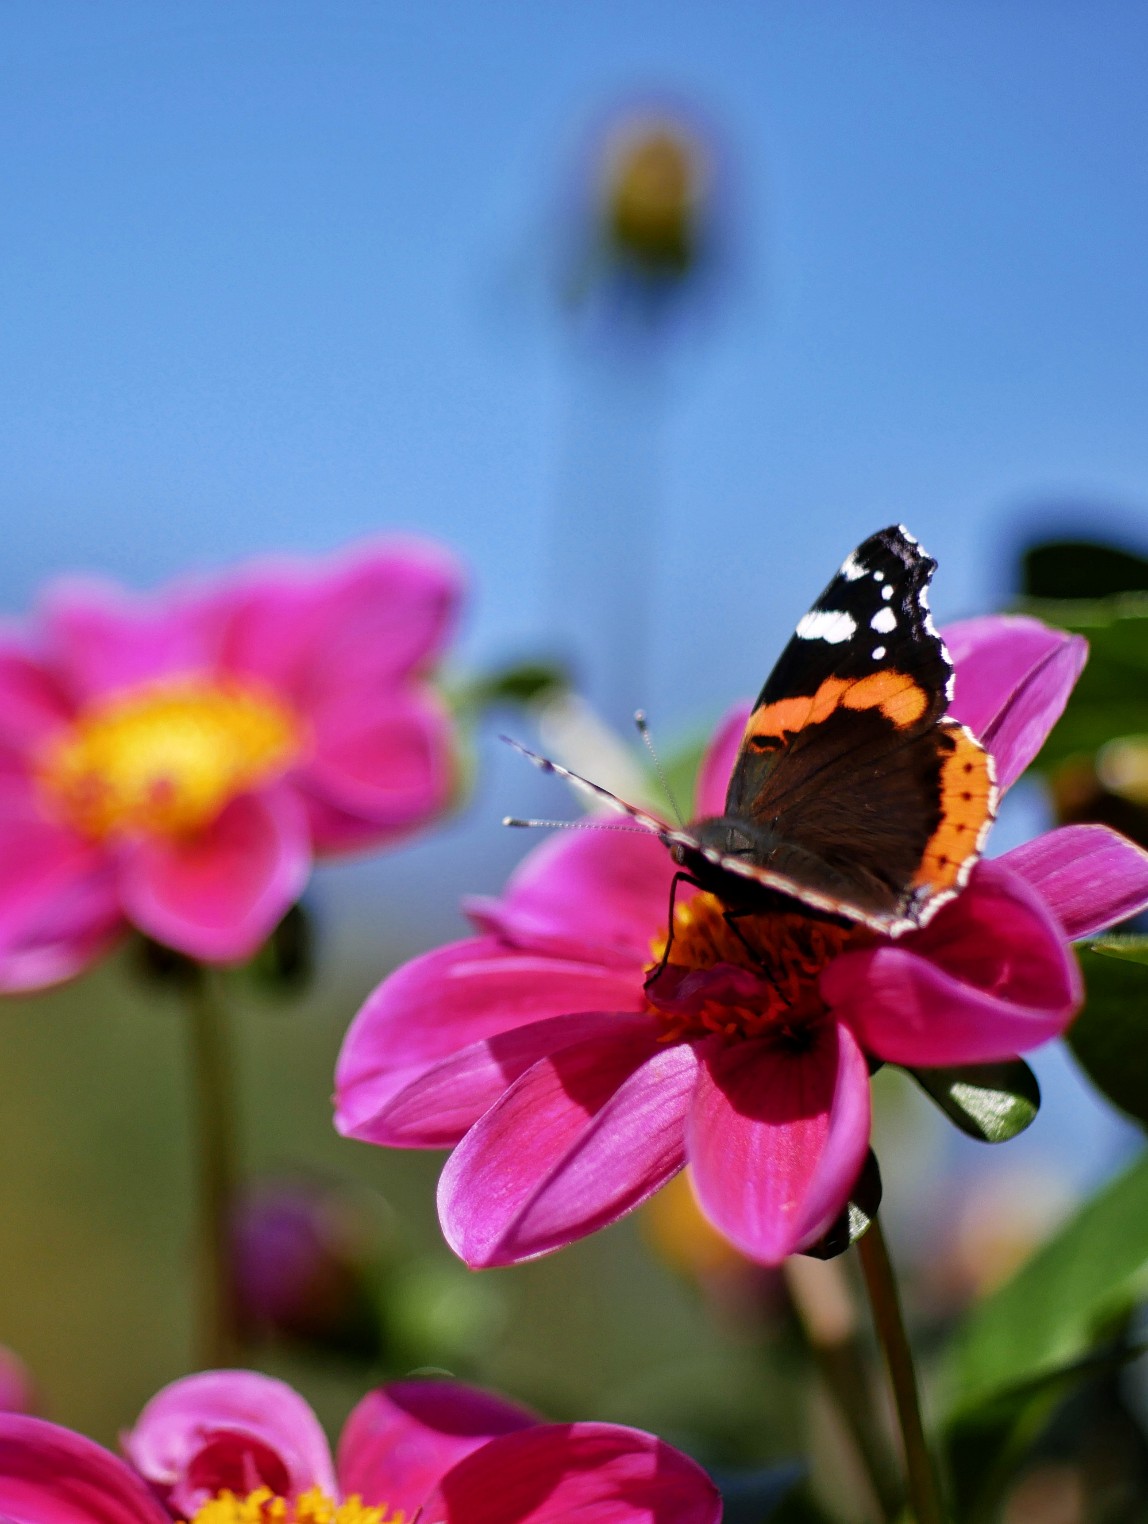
[336,617,1148,1268]
[0,1371,721,1524]
[0,1348,34,1416]
[0,540,461,982]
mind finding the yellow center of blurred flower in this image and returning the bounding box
[38,679,302,840]
[187,1487,399,1524]
[645,891,862,1043]
[604,122,706,272]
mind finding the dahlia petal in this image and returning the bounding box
[334,939,645,1142]
[0,777,120,988]
[0,863,123,992]
[0,642,72,753]
[438,1030,698,1268]
[41,579,217,703]
[693,702,752,818]
[945,615,1088,791]
[0,1414,171,1524]
[124,1371,336,1515]
[352,1011,653,1148]
[824,861,1081,1066]
[118,788,310,963]
[1002,824,1148,940]
[419,1422,722,1524]
[300,689,455,848]
[465,827,674,968]
[217,541,463,702]
[336,1381,538,1514]
[688,1023,872,1264]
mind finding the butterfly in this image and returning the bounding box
[508,525,998,942]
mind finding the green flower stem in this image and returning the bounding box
[857,1218,947,1524]
[785,1258,903,1519]
[185,965,241,1367]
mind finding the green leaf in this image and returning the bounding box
[1066,947,1148,1129]
[943,1150,1148,1415]
[945,1341,1147,1524]
[1090,933,1148,966]
[451,659,571,715]
[1021,538,1148,601]
[909,1060,1040,1143]
[1021,596,1148,771]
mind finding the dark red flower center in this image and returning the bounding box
[644,890,865,1044]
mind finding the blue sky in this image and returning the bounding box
[5,0,1146,1183]
[6,0,1148,726]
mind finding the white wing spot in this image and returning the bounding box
[872,570,884,583]
[871,606,897,634]
[882,583,893,600]
[872,645,886,660]
[796,609,857,643]
[841,552,866,581]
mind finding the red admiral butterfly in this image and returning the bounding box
[508,525,998,939]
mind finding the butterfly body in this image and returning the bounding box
[508,525,998,940]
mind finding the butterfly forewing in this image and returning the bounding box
[707,525,996,932]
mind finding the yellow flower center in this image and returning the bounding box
[645,891,864,1043]
[187,1486,399,1524]
[37,679,303,840]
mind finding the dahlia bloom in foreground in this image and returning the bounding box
[0,540,460,983]
[336,616,1148,1268]
[0,1371,720,1524]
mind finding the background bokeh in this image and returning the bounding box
[4,4,1148,1519]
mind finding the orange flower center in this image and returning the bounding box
[644,890,864,1043]
[37,679,303,840]
[186,1486,400,1524]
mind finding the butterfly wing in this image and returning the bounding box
[711,526,996,932]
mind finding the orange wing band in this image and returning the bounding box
[745,670,931,748]
[912,723,996,895]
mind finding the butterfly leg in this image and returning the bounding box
[643,871,700,993]
[721,906,783,994]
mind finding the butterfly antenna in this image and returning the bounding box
[503,816,658,835]
[634,711,686,827]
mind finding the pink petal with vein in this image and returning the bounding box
[118,788,310,962]
[945,615,1088,791]
[438,1029,698,1267]
[125,1371,335,1515]
[335,939,644,1142]
[337,1381,538,1514]
[1002,824,1148,940]
[825,861,1080,1065]
[688,1022,871,1264]
[354,1012,653,1148]
[0,1415,171,1524]
[465,827,673,968]
[693,702,752,818]
[420,1421,722,1524]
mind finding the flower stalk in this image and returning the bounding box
[857,1218,947,1524]
[185,965,241,1366]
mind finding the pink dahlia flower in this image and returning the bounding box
[0,1371,721,1524]
[335,616,1148,1268]
[0,540,461,983]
